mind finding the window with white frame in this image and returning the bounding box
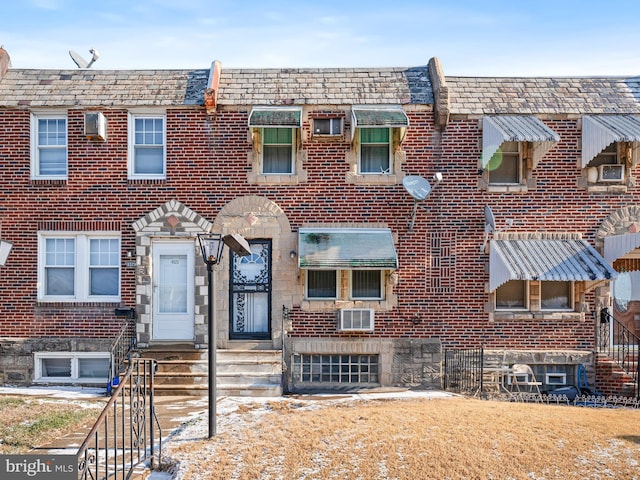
[487,141,522,185]
[261,127,295,174]
[495,280,527,310]
[359,128,391,174]
[34,352,110,383]
[39,233,120,302]
[129,113,166,178]
[541,281,573,310]
[306,270,338,299]
[31,113,68,179]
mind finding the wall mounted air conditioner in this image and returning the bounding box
[337,308,374,331]
[84,112,107,141]
[313,118,343,136]
[598,164,624,182]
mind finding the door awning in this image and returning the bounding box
[248,106,302,128]
[489,237,617,292]
[581,115,640,167]
[351,106,409,142]
[604,232,640,263]
[298,228,398,269]
[482,116,560,168]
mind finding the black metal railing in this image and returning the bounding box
[108,315,137,394]
[442,346,483,393]
[77,358,161,480]
[596,308,639,398]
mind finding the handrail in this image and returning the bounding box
[597,308,639,398]
[108,315,137,393]
[77,358,161,480]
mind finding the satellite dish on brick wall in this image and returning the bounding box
[403,173,443,231]
[69,48,99,68]
[485,205,496,233]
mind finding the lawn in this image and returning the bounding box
[163,394,640,480]
[0,395,103,454]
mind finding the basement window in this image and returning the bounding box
[34,352,110,383]
[292,354,379,384]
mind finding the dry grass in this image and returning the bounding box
[0,395,102,454]
[167,396,640,480]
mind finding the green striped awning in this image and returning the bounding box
[298,228,398,269]
[248,107,302,127]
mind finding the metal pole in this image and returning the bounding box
[207,262,216,438]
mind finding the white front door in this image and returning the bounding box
[152,242,194,340]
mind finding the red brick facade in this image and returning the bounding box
[0,48,637,394]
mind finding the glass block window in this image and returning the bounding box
[292,354,379,384]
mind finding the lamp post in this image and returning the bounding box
[197,233,224,439]
[197,232,251,438]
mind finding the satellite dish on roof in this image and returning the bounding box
[69,48,99,68]
[403,173,443,231]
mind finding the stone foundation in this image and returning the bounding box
[0,337,113,386]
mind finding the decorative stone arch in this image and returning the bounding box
[132,200,212,347]
[595,204,640,250]
[212,195,299,349]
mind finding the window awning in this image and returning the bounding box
[351,106,409,142]
[604,232,640,263]
[489,237,617,292]
[481,116,560,168]
[581,115,640,167]
[298,228,398,269]
[248,107,302,128]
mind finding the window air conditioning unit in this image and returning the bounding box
[84,112,107,141]
[338,308,374,331]
[597,164,624,182]
[313,118,342,136]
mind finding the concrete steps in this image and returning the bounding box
[137,344,283,397]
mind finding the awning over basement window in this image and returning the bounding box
[489,237,617,292]
[248,107,302,128]
[604,232,640,263]
[481,116,560,168]
[298,228,398,269]
[581,115,640,167]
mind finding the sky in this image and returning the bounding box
[2,0,640,76]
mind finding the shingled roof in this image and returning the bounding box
[0,69,209,107]
[0,64,434,108]
[447,76,640,115]
[216,66,434,106]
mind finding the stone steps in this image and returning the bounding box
[135,345,283,397]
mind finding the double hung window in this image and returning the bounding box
[129,113,166,178]
[40,233,120,302]
[359,128,391,174]
[262,128,295,174]
[305,269,383,300]
[31,113,68,179]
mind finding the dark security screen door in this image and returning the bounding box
[230,240,271,339]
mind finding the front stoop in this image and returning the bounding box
[595,353,638,397]
[138,344,283,397]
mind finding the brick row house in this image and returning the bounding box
[0,46,638,396]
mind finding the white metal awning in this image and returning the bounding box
[481,116,560,168]
[603,232,640,263]
[489,238,616,292]
[581,115,640,167]
[298,228,398,269]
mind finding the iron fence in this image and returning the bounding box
[442,346,483,394]
[596,308,639,398]
[77,358,161,480]
[108,314,137,394]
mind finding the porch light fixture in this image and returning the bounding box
[0,240,13,266]
[197,232,251,438]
